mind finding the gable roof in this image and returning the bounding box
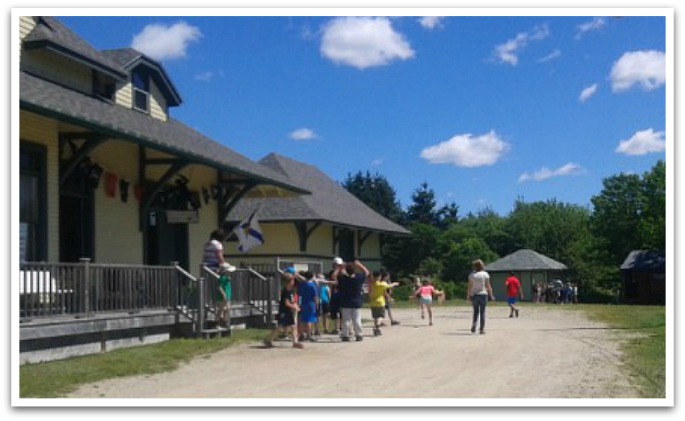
[225,153,411,236]
[485,249,567,272]
[102,48,182,107]
[620,250,665,272]
[22,16,127,81]
[20,71,309,196]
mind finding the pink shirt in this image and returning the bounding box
[419,285,435,298]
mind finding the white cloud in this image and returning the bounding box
[289,128,318,141]
[131,21,202,62]
[538,49,561,63]
[518,163,583,182]
[320,17,415,69]
[579,83,598,102]
[420,131,510,168]
[492,24,550,66]
[418,17,444,30]
[610,50,665,92]
[615,128,665,156]
[575,17,606,39]
[371,158,384,167]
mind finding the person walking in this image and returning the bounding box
[505,272,524,318]
[264,269,303,349]
[368,270,399,336]
[331,259,369,342]
[467,259,495,334]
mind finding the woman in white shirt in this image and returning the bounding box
[466,259,495,334]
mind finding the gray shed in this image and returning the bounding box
[485,249,568,301]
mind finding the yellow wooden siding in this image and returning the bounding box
[21,50,92,94]
[19,16,36,42]
[19,111,60,262]
[115,82,133,108]
[90,142,142,263]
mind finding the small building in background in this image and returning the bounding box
[485,249,568,301]
[620,250,665,305]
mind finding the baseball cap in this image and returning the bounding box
[333,257,343,266]
[284,267,296,275]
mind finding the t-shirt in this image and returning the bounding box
[278,287,295,316]
[319,284,330,304]
[369,281,391,308]
[216,275,232,301]
[297,280,318,315]
[338,272,366,308]
[419,285,435,298]
[505,276,521,298]
[469,270,490,296]
[202,239,223,269]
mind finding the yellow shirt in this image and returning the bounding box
[369,281,390,308]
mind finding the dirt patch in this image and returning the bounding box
[66,305,640,400]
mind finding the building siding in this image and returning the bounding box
[19,16,36,42]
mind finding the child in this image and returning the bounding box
[414,278,444,326]
[215,262,236,328]
[381,270,400,326]
[297,271,319,342]
[329,281,342,334]
[368,270,399,336]
[317,274,331,334]
[264,269,303,349]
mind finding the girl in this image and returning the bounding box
[414,278,444,326]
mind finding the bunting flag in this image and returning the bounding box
[234,209,264,253]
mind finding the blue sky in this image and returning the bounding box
[55,11,669,217]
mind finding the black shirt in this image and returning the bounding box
[338,273,366,308]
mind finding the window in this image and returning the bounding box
[20,143,47,261]
[93,71,116,101]
[132,69,149,112]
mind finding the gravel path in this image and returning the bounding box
[66,305,641,400]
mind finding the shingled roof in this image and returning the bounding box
[22,16,127,80]
[485,249,567,272]
[620,250,665,272]
[20,71,309,196]
[225,153,411,236]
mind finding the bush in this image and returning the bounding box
[579,284,619,304]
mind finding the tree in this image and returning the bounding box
[590,160,665,264]
[405,182,439,226]
[342,171,403,223]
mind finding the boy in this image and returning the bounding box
[264,270,303,349]
[368,270,399,336]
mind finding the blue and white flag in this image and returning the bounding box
[234,209,264,253]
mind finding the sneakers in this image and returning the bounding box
[293,342,304,349]
[356,336,363,342]
[479,329,485,335]
[373,327,382,336]
[391,320,400,325]
[263,339,273,348]
[515,309,519,318]
[341,336,350,342]
[471,325,476,333]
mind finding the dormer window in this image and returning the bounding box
[132,69,149,113]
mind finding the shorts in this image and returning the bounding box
[299,310,317,324]
[277,312,295,327]
[318,302,330,316]
[420,296,432,305]
[371,307,386,319]
[507,297,518,306]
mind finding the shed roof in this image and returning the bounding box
[20,71,309,196]
[485,249,568,272]
[620,250,665,272]
[225,153,411,236]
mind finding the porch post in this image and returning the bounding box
[80,258,91,317]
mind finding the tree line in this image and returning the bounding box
[342,160,665,303]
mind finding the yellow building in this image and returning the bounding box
[19,16,308,272]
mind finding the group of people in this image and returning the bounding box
[531,280,578,304]
[264,258,403,349]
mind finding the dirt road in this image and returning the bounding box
[66,305,640,400]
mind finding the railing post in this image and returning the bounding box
[267,275,273,326]
[197,276,205,337]
[170,261,179,309]
[80,258,91,317]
